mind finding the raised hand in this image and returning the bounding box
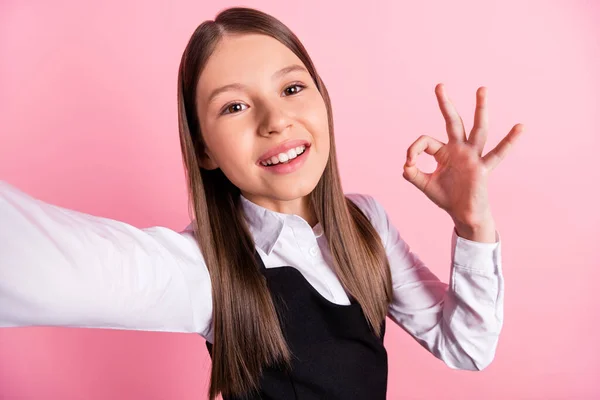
[402,83,524,242]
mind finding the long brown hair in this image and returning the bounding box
[176,7,393,399]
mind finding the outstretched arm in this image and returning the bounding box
[0,181,213,340]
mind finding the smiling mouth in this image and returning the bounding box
[260,144,308,166]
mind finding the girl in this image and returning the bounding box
[0,6,523,400]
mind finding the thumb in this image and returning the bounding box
[403,158,430,193]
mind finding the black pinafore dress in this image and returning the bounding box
[206,250,388,399]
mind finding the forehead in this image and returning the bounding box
[197,33,305,98]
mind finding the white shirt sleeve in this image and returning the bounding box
[347,193,504,371]
[0,181,213,340]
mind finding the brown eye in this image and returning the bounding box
[221,102,248,115]
[284,84,305,96]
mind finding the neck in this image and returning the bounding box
[241,191,318,227]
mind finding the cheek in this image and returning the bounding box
[205,126,255,170]
[308,100,330,146]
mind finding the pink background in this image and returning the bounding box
[1,0,598,399]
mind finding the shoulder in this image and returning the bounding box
[345,193,392,248]
[344,193,388,225]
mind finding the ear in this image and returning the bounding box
[198,149,219,170]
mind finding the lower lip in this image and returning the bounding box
[259,146,311,175]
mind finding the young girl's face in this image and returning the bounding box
[195,33,330,207]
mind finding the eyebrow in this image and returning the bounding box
[207,64,309,105]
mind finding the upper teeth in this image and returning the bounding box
[261,145,306,166]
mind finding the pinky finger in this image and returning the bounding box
[483,123,525,170]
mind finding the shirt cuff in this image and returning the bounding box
[451,228,501,275]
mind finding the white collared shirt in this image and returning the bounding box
[0,180,503,371]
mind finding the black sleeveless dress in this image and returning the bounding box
[206,250,388,399]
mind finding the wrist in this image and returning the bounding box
[454,218,497,243]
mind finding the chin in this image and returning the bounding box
[270,180,317,201]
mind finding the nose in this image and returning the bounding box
[258,100,293,136]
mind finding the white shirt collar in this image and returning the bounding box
[239,195,323,256]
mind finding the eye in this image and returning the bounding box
[221,102,248,115]
[283,83,306,96]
